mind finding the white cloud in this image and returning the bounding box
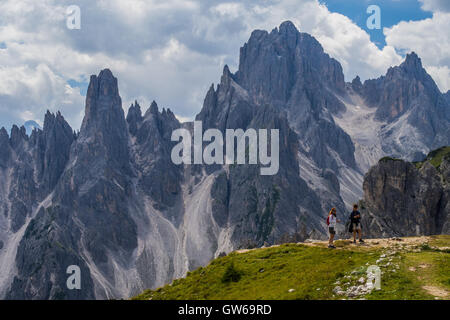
[0,63,85,130]
[0,0,447,131]
[419,0,450,13]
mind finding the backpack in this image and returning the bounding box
[326,215,330,226]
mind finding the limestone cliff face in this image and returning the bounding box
[361,153,450,238]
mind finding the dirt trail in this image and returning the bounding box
[303,236,434,249]
[236,236,434,253]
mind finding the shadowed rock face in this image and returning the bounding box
[33,111,75,196]
[361,157,450,238]
[198,69,324,245]
[131,100,183,211]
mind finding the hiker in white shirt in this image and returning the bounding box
[327,208,341,249]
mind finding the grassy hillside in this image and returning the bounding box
[133,236,450,300]
[414,146,450,169]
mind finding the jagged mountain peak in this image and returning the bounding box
[0,127,10,168]
[9,124,28,147]
[219,64,236,88]
[75,69,131,175]
[236,21,345,106]
[351,75,363,92]
[126,101,143,136]
[361,51,445,119]
[402,51,422,69]
[83,69,122,126]
[0,126,8,139]
[279,20,298,33]
[43,110,68,129]
[147,100,159,116]
[128,101,142,115]
[145,101,177,123]
[385,51,426,81]
[98,68,116,82]
[222,64,231,77]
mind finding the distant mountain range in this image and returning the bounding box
[0,21,448,299]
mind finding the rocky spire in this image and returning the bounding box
[126,100,142,136]
[148,100,159,116]
[9,125,27,149]
[82,69,122,126]
[78,69,130,169]
[401,52,423,73]
[0,127,10,168]
[35,110,75,193]
[0,126,8,142]
[351,75,363,93]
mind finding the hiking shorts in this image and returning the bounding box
[329,227,336,235]
[352,222,361,231]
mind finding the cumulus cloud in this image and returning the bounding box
[0,63,85,130]
[419,0,450,12]
[0,0,447,131]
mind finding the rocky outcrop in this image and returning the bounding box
[360,152,450,238]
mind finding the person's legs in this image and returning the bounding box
[329,227,336,247]
[358,226,364,242]
[352,226,357,242]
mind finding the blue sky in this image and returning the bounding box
[0,0,448,131]
[67,79,89,96]
[321,0,432,48]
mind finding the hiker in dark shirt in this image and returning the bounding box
[350,204,364,244]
